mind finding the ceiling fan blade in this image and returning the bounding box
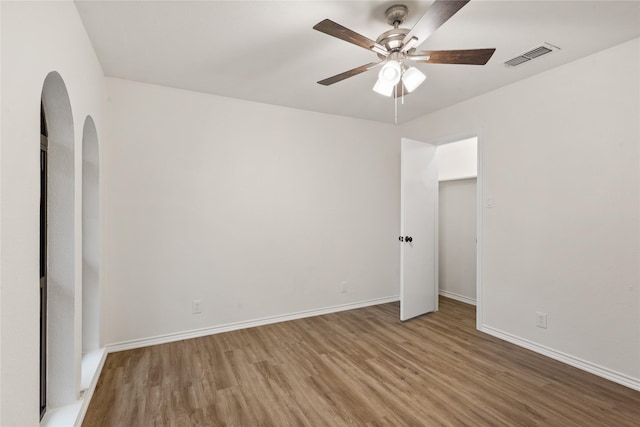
[317,62,382,86]
[313,19,388,56]
[401,0,470,48]
[409,48,496,65]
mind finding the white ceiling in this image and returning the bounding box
[75,1,640,124]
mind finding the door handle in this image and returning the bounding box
[405,236,413,243]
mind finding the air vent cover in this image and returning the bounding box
[505,43,560,67]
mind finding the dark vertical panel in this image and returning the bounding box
[40,102,48,419]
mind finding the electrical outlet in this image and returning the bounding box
[536,312,547,329]
[192,299,202,314]
[341,281,348,293]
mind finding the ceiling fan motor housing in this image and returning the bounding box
[376,28,410,59]
[377,5,411,59]
[385,4,408,26]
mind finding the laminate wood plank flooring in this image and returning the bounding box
[84,298,640,426]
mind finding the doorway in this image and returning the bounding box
[437,137,478,307]
[399,134,482,327]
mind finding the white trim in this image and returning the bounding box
[475,131,484,330]
[106,295,400,353]
[74,348,107,427]
[481,325,640,392]
[439,290,476,306]
[434,149,439,313]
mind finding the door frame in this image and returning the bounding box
[418,130,484,330]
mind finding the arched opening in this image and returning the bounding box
[41,71,76,410]
[81,116,101,391]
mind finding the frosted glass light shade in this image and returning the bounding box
[379,60,401,84]
[402,67,426,93]
[373,78,394,97]
[373,60,402,97]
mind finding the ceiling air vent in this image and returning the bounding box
[504,43,560,68]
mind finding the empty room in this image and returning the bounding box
[1,1,640,426]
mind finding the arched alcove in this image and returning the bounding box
[41,71,76,408]
[81,116,100,391]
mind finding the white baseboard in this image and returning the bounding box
[75,348,107,427]
[480,325,640,392]
[439,289,476,306]
[106,295,400,353]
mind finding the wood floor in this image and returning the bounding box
[84,298,640,426]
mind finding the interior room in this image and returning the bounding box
[1,1,639,426]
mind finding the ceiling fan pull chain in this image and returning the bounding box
[394,86,398,124]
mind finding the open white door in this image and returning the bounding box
[400,138,438,321]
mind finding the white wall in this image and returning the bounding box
[0,1,104,424]
[103,78,401,345]
[437,137,477,181]
[402,38,640,384]
[439,179,477,302]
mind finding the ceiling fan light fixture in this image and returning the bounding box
[402,66,426,93]
[373,78,395,97]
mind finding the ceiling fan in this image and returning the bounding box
[313,0,495,97]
